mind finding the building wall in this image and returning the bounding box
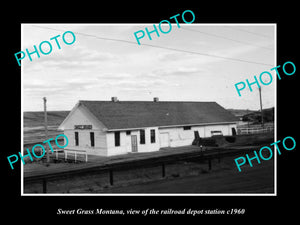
[64,129,108,156]
[60,104,237,156]
[64,122,236,156]
[106,127,160,156]
[159,127,194,148]
[61,105,108,156]
[200,123,237,137]
[159,123,237,148]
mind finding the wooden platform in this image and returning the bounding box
[24,144,260,180]
[24,145,202,178]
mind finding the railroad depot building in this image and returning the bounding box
[58,98,238,156]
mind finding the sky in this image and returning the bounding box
[22,23,275,112]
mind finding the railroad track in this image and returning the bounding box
[24,145,260,192]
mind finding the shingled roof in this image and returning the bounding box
[78,100,237,130]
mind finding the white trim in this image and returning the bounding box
[274,23,277,196]
[63,128,102,131]
[158,121,238,129]
[106,121,237,132]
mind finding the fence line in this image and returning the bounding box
[64,150,88,162]
[237,126,274,135]
[50,149,88,162]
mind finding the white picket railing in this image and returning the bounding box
[50,149,88,162]
[238,126,274,135]
[63,149,88,162]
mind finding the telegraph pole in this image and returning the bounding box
[259,87,264,128]
[43,97,49,163]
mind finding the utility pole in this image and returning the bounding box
[259,87,264,128]
[43,97,49,163]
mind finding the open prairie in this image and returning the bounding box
[23,111,69,144]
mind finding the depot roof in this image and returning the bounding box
[73,100,237,130]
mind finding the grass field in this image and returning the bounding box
[23,111,68,144]
[24,111,69,127]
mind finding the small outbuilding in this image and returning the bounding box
[58,98,238,156]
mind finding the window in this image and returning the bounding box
[140,129,145,144]
[75,132,79,146]
[90,132,95,147]
[114,131,120,146]
[183,126,191,130]
[211,131,223,136]
[126,130,131,135]
[150,129,156,143]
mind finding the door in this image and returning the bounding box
[232,127,237,136]
[131,135,138,153]
[160,132,170,148]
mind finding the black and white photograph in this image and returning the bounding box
[2,3,298,221]
[21,23,276,195]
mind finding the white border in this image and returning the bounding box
[21,23,277,196]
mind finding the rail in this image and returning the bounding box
[64,149,88,162]
[238,126,274,135]
[23,146,260,193]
